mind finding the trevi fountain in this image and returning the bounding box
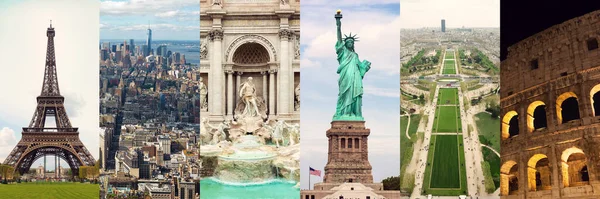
[200,77,300,198]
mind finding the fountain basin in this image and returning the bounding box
[200,178,299,199]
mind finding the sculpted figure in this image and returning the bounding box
[288,123,300,146]
[211,120,230,144]
[200,37,208,59]
[264,119,291,148]
[294,84,300,111]
[200,118,213,145]
[199,77,208,111]
[332,10,371,121]
[234,77,267,120]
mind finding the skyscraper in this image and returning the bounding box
[146,28,152,55]
[129,39,135,56]
[441,19,446,32]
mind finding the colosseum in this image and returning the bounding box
[500,10,600,199]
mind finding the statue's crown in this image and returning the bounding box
[343,32,359,42]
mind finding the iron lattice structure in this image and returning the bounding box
[2,23,95,176]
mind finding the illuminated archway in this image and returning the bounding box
[501,160,519,195]
[502,111,519,140]
[527,154,551,191]
[590,84,600,116]
[527,101,547,132]
[556,92,580,124]
[561,147,589,187]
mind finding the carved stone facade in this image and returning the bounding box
[200,0,300,124]
[500,10,600,199]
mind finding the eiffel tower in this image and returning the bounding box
[3,22,95,176]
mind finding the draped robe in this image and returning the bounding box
[333,40,370,120]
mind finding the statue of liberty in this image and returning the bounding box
[333,10,371,121]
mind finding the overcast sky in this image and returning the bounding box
[100,0,199,40]
[400,0,499,28]
[300,0,401,190]
[0,0,99,169]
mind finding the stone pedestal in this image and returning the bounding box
[323,120,374,184]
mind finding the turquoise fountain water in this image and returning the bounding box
[201,135,299,199]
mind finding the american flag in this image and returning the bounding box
[309,167,321,177]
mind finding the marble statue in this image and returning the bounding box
[200,118,230,145]
[288,123,300,146]
[199,77,208,111]
[294,35,300,60]
[212,121,229,144]
[294,84,300,111]
[264,119,291,148]
[280,0,288,5]
[200,118,213,145]
[333,10,370,121]
[200,37,208,59]
[234,77,267,120]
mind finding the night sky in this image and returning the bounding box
[500,0,600,60]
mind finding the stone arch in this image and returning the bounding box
[15,145,85,176]
[556,92,580,124]
[502,111,519,140]
[590,84,600,116]
[232,43,270,64]
[527,101,547,132]
[226,35,277,63]
[561,147,589,187]
[501,160,519,195]
[527,154,552,191]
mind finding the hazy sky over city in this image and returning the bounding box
[400,0,500,28]
[0,0,99,168]
[100,0,199,40]
[300,0,400,190]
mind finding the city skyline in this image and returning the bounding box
[100,0,199,40]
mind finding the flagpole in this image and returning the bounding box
[309,169,311,190]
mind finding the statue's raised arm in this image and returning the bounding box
[336,10,342,43]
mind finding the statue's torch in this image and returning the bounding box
[335,9,342,19]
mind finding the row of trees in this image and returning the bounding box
[78,161,101,182]
[0,164,16,183]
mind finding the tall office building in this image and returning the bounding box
[441,19,446,32]
[129,39,135,56]
[146,28,152,56]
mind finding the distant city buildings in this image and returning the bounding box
[441,19,446,32]
[99,32,200,198]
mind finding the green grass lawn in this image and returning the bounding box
[0,182,98,199]
[445,51,455,59]
[443,60,456,74]
[422,135,468,195]
[474,112,500,151]
[438,88,458,105]
[400,114,422,192]
[433,106,462,133]
[482,147,501,190]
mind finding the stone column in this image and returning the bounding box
[226,70,234,117]
[278,29,291,116]
[236,72,243,107]
[550,144,561,198]
[209,29,224,117]
[262,71,268,103]
[269,69,276,116]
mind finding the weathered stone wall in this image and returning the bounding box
[500,10,600,199]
